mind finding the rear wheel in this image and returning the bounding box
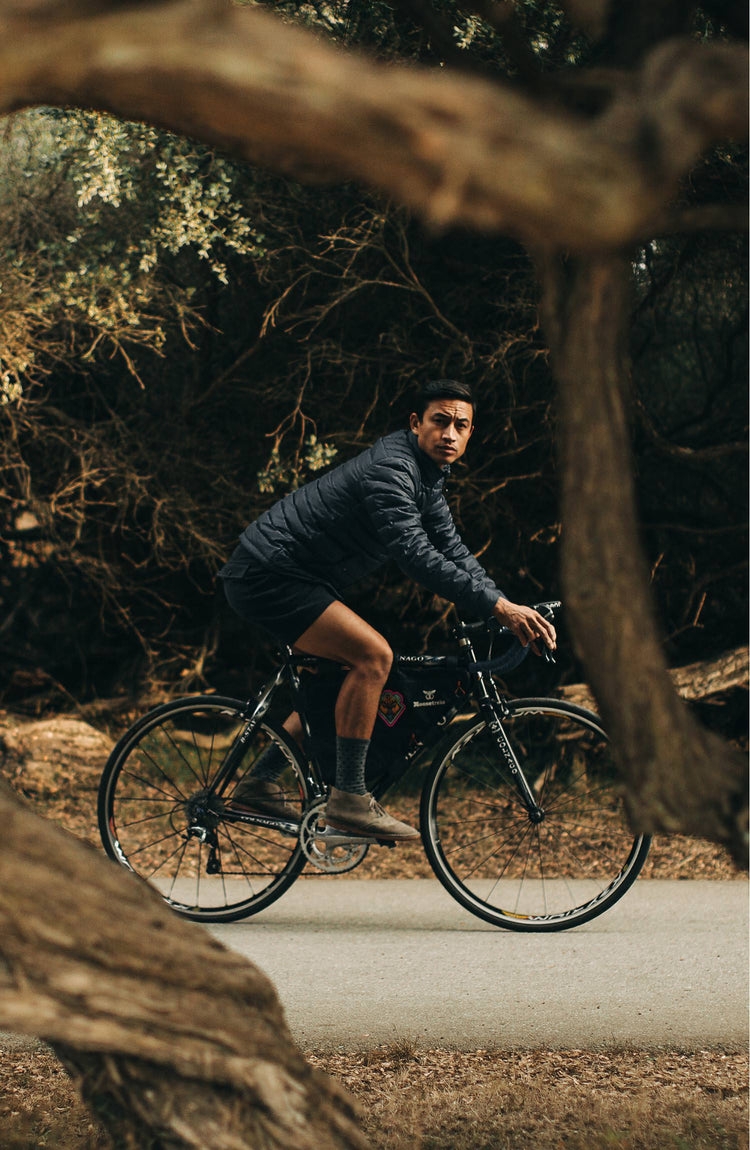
[421,699,650,931]
[98,696,309,921]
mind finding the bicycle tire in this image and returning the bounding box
[420,698,651,931]
[98,695,309,922]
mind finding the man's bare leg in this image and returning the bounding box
[230,602,388,815]
[293,601,418,839]
[293,600,393,739]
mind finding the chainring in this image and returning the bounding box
[299,800,370,874]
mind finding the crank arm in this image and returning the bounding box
[317,828,397,847]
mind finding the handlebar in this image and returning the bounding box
[458,600,561,677]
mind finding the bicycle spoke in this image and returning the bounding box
[126,827,185,860]
[121,764,186,804]
[455,819,534,883]
[116,809,180,831]
[158,725,213,791]
[100,702,309,920]
[440,811,531,858]
[220,828,281,876]
[217,826,261,891]
[422,706,649,930]
[166,837,193,902]
[143,834,192,880]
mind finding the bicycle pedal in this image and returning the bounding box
[317,828,373,846]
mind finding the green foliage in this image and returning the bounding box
[0,108,265,397]
[258,435,339,493]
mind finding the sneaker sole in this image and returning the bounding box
[324,817,419,841]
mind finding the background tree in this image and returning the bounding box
[0,1,746,1144]
[0,0,745,855]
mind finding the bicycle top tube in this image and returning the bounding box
[285,600,561,680]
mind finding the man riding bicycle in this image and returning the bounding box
[219,380,556,840]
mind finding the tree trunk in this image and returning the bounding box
[0,783,367,1150]
[540,253,747,866]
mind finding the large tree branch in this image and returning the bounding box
[0,0,746,250]
[559,644,749,710]
[0,782,366,1149]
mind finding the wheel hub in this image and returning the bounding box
[183,788,223,838]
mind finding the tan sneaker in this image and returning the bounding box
[324,787,419,841]
[227,780,299,822]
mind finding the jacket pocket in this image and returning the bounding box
[218,557,254,580]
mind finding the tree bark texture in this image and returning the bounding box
[541,254,747,865]
[0,783,367,1150]
[559,645,749,711]
[0,0,746,250]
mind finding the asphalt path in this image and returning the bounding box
[207,878,748,1051]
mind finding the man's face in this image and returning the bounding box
[410,399,474,466]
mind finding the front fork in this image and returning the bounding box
[466,646,544,822]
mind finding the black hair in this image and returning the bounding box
[412,379,476,421]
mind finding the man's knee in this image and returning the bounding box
[356,639,393,682]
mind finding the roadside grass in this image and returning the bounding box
[310,1045,749,1149]
[1,712,746,1146]
[2,1040,746,1149]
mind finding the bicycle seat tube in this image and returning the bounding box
[208,665,286,798]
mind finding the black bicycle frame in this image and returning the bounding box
[204,638,544,819]
[455,631,544,820]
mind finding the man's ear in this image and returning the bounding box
[409,412,420,432]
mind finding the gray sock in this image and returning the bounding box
[235,741,288,797]
[335,736,370,795]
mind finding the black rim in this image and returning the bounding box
[99,701,307,920]
[422,702,650,930]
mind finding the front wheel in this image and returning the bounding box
[420,699,651,931]
[98,696,310,922]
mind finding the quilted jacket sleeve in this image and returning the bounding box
[361,457,501,619]
[422,492,505,599]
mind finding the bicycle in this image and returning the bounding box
[98,601,651,931]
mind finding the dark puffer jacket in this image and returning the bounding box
[238,429,502,620]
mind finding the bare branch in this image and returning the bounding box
[646,203,750,238]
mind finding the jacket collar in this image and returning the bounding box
[406,430,450,485]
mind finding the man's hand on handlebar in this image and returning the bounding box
[492,598,557,655]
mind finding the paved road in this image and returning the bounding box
[208,879,748,1051]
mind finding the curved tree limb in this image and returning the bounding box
[540,252,747,867]
[559,644,749,709]
[0,782,367,1149]
[0,0,746,250]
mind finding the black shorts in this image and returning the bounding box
[218,545,338,646]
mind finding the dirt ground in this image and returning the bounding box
[1,710,746,1147]
[1,1040,747,1149]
